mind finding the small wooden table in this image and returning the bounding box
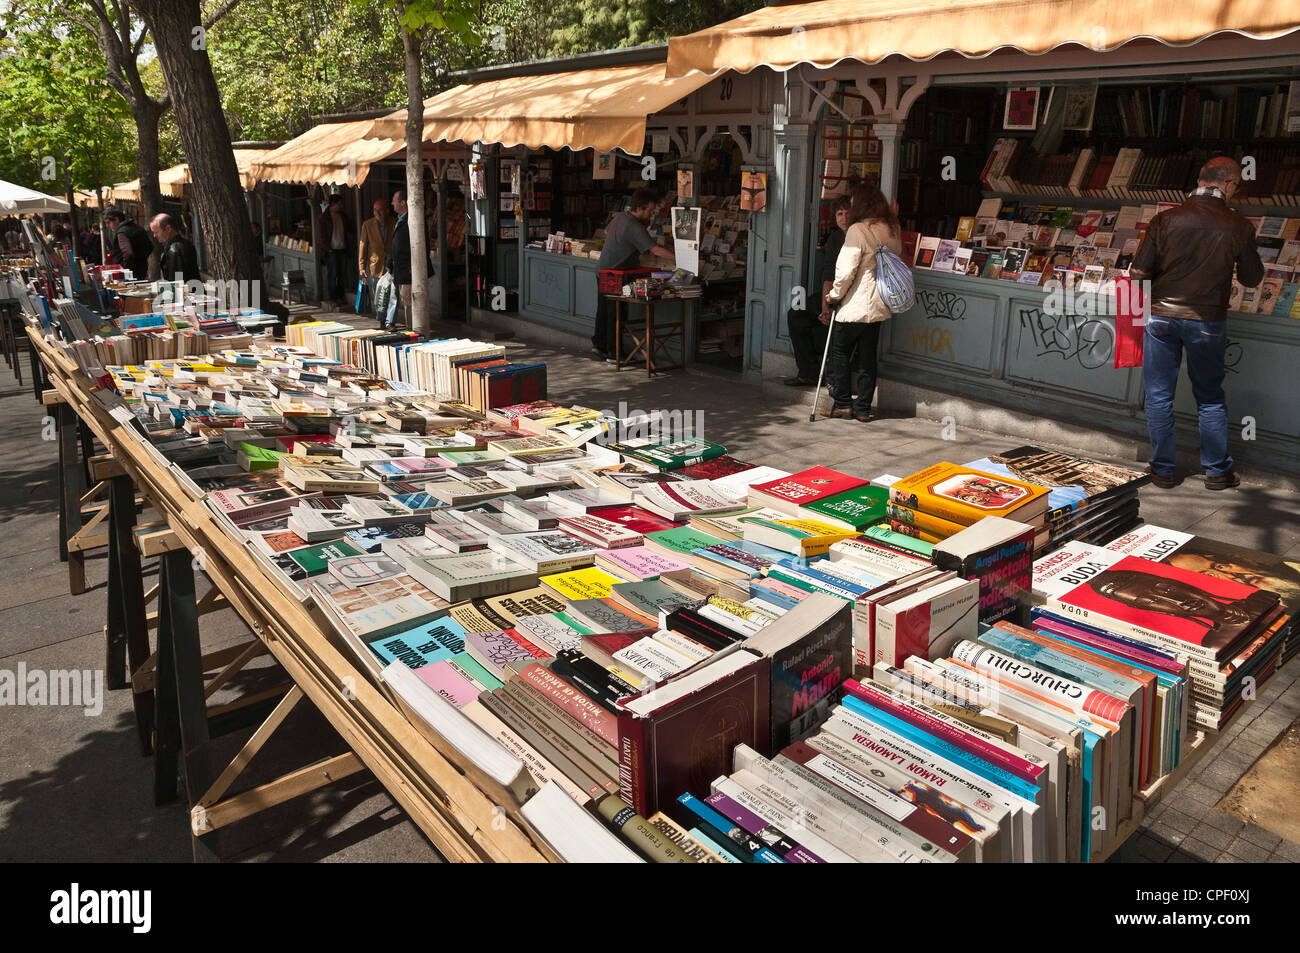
[606,294,690,378]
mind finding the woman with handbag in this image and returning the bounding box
[821,184,903,422]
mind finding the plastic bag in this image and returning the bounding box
[373,272,394,321]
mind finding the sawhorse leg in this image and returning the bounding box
[105,474,154,751]
[56,403,84,564]
[29,335,46,403]
[153,549,220,861]
[79,420,95,489]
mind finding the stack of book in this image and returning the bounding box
[883,462,1051,548]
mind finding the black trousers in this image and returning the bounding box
[827,320,881,413]
[787,306,829,379]
[592,295,612,353]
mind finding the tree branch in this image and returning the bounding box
[203,0,244,30]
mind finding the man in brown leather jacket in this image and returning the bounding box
[1129,156,1263,491]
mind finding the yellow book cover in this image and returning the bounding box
[955,216,975,242]
[887,462,1049,526]
[539,566,623,601]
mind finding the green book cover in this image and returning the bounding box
[801,485,889,530]
[439,449,500,465]
[860,524,934,557]
[644,526,726,556]
[288,539,364,576]
[239,441,285,471]
[448,650,504,692]
[614,439,727,471]
[553,611,596,635]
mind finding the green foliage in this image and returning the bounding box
[0,2,135,192]
[546,0,767,56]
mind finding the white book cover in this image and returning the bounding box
[487,531,597,572]
[1031,540,1123,601]
[708,466,790,502]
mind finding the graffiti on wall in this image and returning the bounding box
[1018,307,1113,369]
[916,289,967,322]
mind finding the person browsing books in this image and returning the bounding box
[315,193,352,311]
[104,208,153,278]
[592,188,675,362]
[149,213,200,284]
[785,195,851,386]
[385,190,431,333]
[1129,156,1264,491]
[821,184,903,422]
[359,198,396,312]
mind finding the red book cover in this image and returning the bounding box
[502,627,554,660]
[676,455,755,480]
[901,230,920,266]
[751,467,867,507]
[1052,555,1277,658]
[587,505,681,535]
[616,653,769,816]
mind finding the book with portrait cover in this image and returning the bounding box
[1048,555,1280,663]
[888,462,1049,527]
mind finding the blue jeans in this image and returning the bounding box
[1143,314,1232,478]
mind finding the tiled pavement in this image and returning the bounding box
[3,309,1298,862]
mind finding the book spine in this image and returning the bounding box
[886,502,966,537]
[460,700,589,804]
[702,791,825,862]
[618,711,652,816]
[596,795,698,863]
[501,680,620,781]
[517,661,618,746]
[780,741,963,861]
[475,693,605,801]
[844,679,1045,783]
[674,793,785,863]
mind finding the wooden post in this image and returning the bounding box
[107,474,154,752]
[56,403,83,564]
[153,548,220,861]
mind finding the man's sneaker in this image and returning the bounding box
[1204,470,1241,491]
[1145,465,1181,489]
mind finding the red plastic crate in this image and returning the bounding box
[598,267,653,295]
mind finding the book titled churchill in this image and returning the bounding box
[1049,555,1279,663]
[932,517,1036,625]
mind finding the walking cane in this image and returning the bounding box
[808,307,837,423]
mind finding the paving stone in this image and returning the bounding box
[1179,837,1223,862]
[1274,839,1300,862]
[1187,824,1235,851]
[1161,808,1204,835]
[1238,824,1283,852]
[1179,783,1220,808]
[1200,810,1245,836]
[1148,821,1188,847]
[1226,839,1272,862]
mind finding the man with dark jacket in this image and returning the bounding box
[150,213,201,284]
[104,208,153,277]
[315,193,351,310]
[1130,156,1264,491]
[385,189,429,332]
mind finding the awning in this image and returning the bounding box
[250,119,404,187]
[232,147,275,190]
[0,179,70,214]
[159,163,189,198]
[105,179,140,203]
[665,0,1300,76]
[364,62,714,155]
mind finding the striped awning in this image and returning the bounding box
[665,0,1300,76]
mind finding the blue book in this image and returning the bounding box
[687,827,741,862]
[675,794,784,863]
[839,694,1040,803]
[368,617,468,670]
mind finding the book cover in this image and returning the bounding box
[888,462,1050,527]
[965,446,1149,523]
[598,547,691,580]
[933,517,1037,625]
[801,484,889,531]
[369,617,469,670]
[539,566,624,601]
[1050,555,1279,661]
[616,649,770,816]
[749,467,868,514]
[287,539,364,577]
[413,659,481,707]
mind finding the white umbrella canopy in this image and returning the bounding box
[0,179,71,214]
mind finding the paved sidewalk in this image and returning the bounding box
[2,314,1297,862]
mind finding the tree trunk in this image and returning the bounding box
[400,15,428,335]
[128,0,255,285]
[134,100,164,279]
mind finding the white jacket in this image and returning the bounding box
[826,220,904,323]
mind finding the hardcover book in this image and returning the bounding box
[932,517,1037,625]
[748,467,868,517]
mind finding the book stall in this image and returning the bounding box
[18,269,1299,862]
[362,56,769,370]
